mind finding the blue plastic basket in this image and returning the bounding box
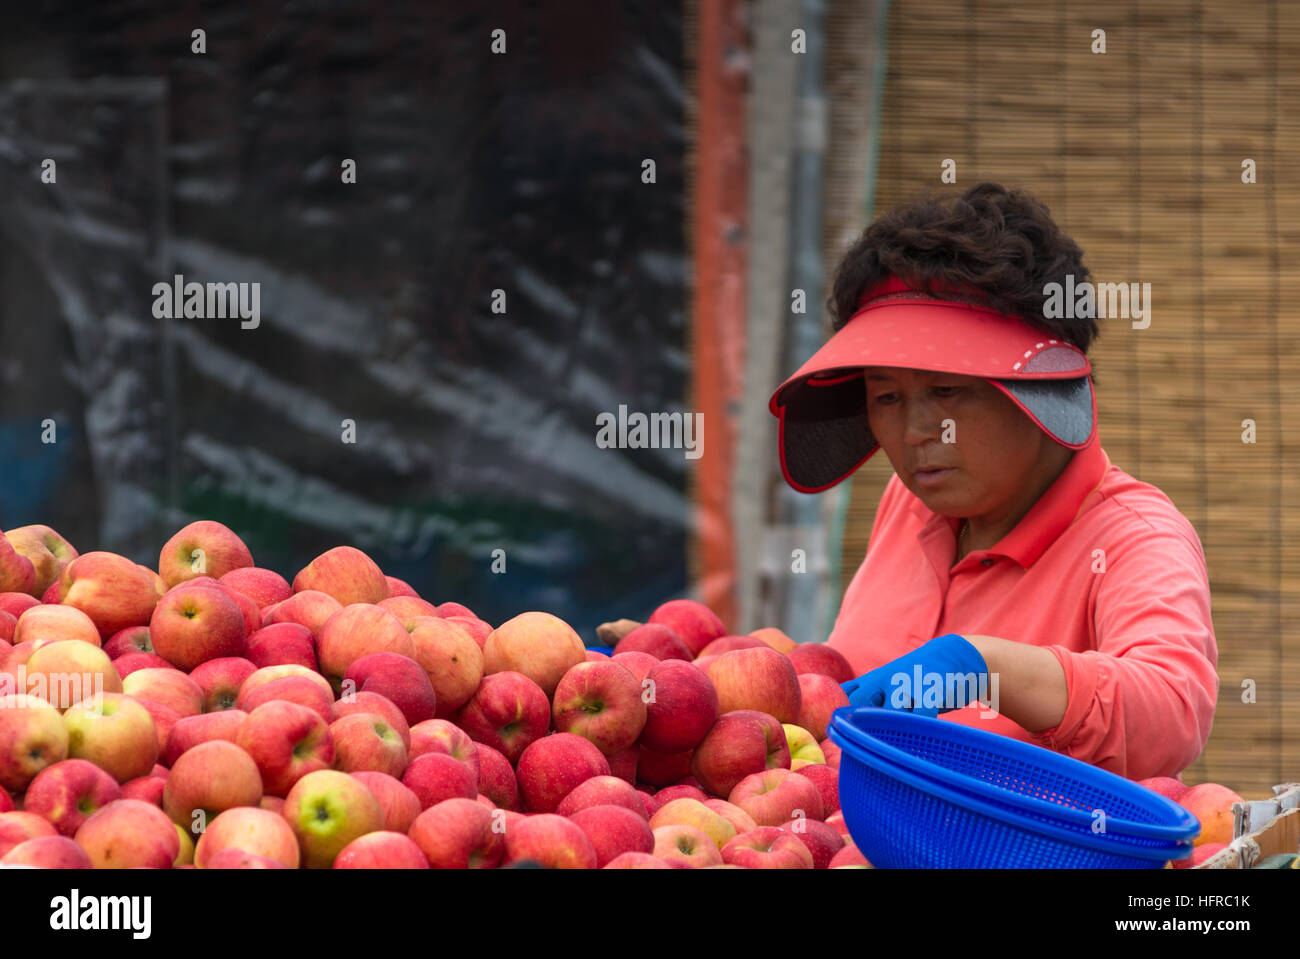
[588,645,616,656]
[828,707,1199,868]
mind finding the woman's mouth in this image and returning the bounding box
[914,467,956,486]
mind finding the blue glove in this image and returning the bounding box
[840,634,989,718]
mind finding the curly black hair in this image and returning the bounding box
[826,182,1098,357]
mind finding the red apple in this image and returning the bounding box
[649,783,709,807]
[607,745,638,785]
[569,804,655,867]
[474,743,519,811]
[12,604,101,647]
[708,647,802,724]
[1138,776,1191,801]
[445,616,492,648]
[820,738,842,770]
[121,775,166,807]
[62,693,157,783]
[330,713,408,777]
[121,666,204,718]
[158,521,255,589]
[333,830,429,868]
[647,599,727,657]
[149,584,247,671]
[235,700,334,796]
[351,771,423,833]
[236,664,333,708]
[650,798,737,852]
[163,710,247,766]
[610,650,659,683]
[316,605,415,688]
[188,656,257,713]
[636,746,694,787]
[405,617,483,717]
[437,602,477,619]
[483,611,586,698]
[0,810,58,856]
[795,674,849,741]
[0,611,14,645]
[5,525,77,597]
[408,719,480,779]
[219,567,292,610]
[74,798,180,868]
[55,552,159,640]
[164,740,263,833]
[639,659,718,753]
[205,849,288,868]
[613,623,692,661]
[0,535,36,595]
[408,797,505,868]
[332,691,411,750]
[552,660,647,756]
[777,818,845,868]
[103,625,155,658]
[691,710,791,798]
[263,590,342,637]
[453,670,550,764]
[400,752,478,810]
[1,834,93,868]
[702,798,758,836]
[194,806,301,869]
[603,851,682,869]
[343,651,436,725]
[729,768,824,827]
[504,813,598,869]
[243,622,317,670]
[382,576,420,599]
[787,643,855,683]
[697,634,768,658]
[516,733,611,814]
[379,595,441,622]
[749,627,798,654]
[791,763,839,816]
[829,843,871,868]
[23,758,121,836]
[220,585,263,640]
[1179,783,1244,847]
[239,675,333,725]
[293,546,389,607]
[21,640,124,708]
[722,826,814,868]
[556,775,648,819]
[0,592,41,620]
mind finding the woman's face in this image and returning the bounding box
[862,366,1072,525]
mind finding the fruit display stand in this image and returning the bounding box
[1192,783,1300,869]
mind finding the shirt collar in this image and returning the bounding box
[911,431,1110,569]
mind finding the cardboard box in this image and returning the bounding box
[1194,783,1300,869]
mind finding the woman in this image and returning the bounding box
[768,182,1217,781]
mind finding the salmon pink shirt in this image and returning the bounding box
[826,432,1219,781]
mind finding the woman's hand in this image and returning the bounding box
[840,634,990,717]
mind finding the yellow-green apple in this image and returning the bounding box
[650,798,737,852]
[639,659,717,753]
[235,700,334,796]
[453,670,550,764]
[239,675,334,725]
[122,666,203,718]
[13,604,101,647]
[134,699,181,755]
[23,758,121,836]
[0,536,36,595]
[829,843,871,867]
[329,713,408,777]
[157,520,254,588]
[482,612,586,698]
[293,547,388,606]
[400,752,478,809]
[408,797,505,868]
[552,660,647,756]
[698,635,768,658]
[282,768,385,868]
[569,804,655,867]
[651,823,723,867]
[610,650,658,683]
[647,599,727,657]
[787,642,854,683]
[22,640,123,709]
[792,763,839,816]
[2,834,93,868]
[333,830,429,868]
[344,651,436,725]
[637,746,693,787]
[472,743,518,812]
[728,768,824,826]
[607,745,637,784]
[383,576,420,599]
[556,775,647,819]
[263,590,342,637]
[62,693,158,782]
[1179,783,1244,846]
[189,656,257,712]
[1138,776,1190,801]
[379,595,441,622]
[0,811,59,855]
[777,818,845,868]
[194,805,301,868]
[351,771,423,833]
[722,826,814,868]
[164,741,263,833]
[691,710,791,798]
[149,584,247,671]
[103,626,156,658]
[107,651,174,678]
[504,813,598,869]
[784,723,826,768]
[604,851,683,868]
[174,822,195,865]
[404,617,482,717]
[708,647,802,724]
[121,775,166,807]
[795,674,850,741]
[54,552,159,639]
[316,604,414,690]
[612,623,692,661]
[749,627,798,655]
[332,691,410,750]
[0,592,41,619]
[702,799,758,836]
[244,623,317,670]
[237,663,333,708]
[219,567,292,610]
[445,616,492,649]
[74,798,180,868]
[5,525,77,597]
[516,732,611,814]
[163,709,247,766]
[409,718,479,777]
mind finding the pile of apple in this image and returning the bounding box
[1135,777,1245,869]
[0,521,870,869]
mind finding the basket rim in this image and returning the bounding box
[829,707,1200,843]
[829,724,1190,866]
